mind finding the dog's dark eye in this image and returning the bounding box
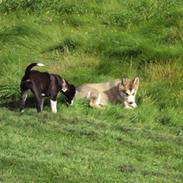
[125,92,129,96]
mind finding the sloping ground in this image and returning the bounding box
[0,0,183,182]
[0,106,182,183]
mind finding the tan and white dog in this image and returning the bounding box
[76,77,139,109]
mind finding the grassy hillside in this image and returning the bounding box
[0,0,183,182]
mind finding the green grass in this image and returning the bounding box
[0,104,183,182]
[0,0,183,182]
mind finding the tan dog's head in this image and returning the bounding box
[119,77,139,108]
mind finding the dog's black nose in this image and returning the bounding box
[129,102,133,105]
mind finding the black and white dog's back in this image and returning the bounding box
[20,63,76,113]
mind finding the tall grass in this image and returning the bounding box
[0,0,182,105]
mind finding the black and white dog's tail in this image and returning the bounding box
[25,63,45,74]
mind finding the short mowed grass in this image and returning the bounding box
[0,0,183,182]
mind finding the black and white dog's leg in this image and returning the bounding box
[20,90,28,112]
[40,97,45,112]
[50,98,57,113]
[32,90,43,113]
[35,96,43,113]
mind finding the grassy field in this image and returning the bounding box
[0,0,183,182]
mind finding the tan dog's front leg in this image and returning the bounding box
[89,93,102,108]
[89,99,101,108]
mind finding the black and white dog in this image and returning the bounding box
[20,63,76,113]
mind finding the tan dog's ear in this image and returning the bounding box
[118,83,124,91]
[133,77,139,88]
[119,78,126,90]
[122,78,128,86]
[62,79,68,92]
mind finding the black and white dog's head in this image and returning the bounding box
[60,79,76,105]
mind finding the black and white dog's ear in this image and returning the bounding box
[62,79,68,92]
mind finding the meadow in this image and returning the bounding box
[0,0,183,182]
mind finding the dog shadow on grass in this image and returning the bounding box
[0,97,37,112]
[0,96,65,112]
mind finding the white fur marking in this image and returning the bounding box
[131,102,137,108]
[128,95,135,103]
[23,93,28,102]
[96,93,101,105]
[62,79,68,92]
[131,89,135,94]
[87,91,91,98]
[37,63,45,67]
[41,93,46,97]
[50,100,57,113]
[41,98,44,111]
[70,100,74,105]
[62,88,68,92]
